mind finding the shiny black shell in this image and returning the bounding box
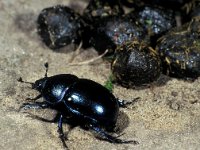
[35,74,119,130]
[156,18,200,79]
[37,74,78,104]
[112,41,161,87]
[63,79,119,128]
[37,5,83,50]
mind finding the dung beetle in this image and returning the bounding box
[18,63,138,149]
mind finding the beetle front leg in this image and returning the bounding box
[25,112,62,123]
[19,101,49,111]
[26,94,42,101]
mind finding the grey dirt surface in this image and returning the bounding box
[0,0,200,150]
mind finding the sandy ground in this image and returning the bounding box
[0,0,200,150]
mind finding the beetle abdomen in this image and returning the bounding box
[63,79,119,127]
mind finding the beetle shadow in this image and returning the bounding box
[114,111,130,134]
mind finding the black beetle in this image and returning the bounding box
[18,63,138,149]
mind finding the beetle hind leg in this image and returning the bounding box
[19,101,49,111]
[117,97,140,108]
[90,125,139,144]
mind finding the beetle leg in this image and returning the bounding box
[57,114,69,149]
[19,101,49,111]
[117,97,140,108]
[90,125,139,144]
[26,94,42,101]
[25,112,61,123]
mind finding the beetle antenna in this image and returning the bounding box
[44,62,49,78]
[17,77,34,86]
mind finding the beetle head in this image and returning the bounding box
[33,77,48,92]
[18,62,49,92]
[18,75,48,92]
